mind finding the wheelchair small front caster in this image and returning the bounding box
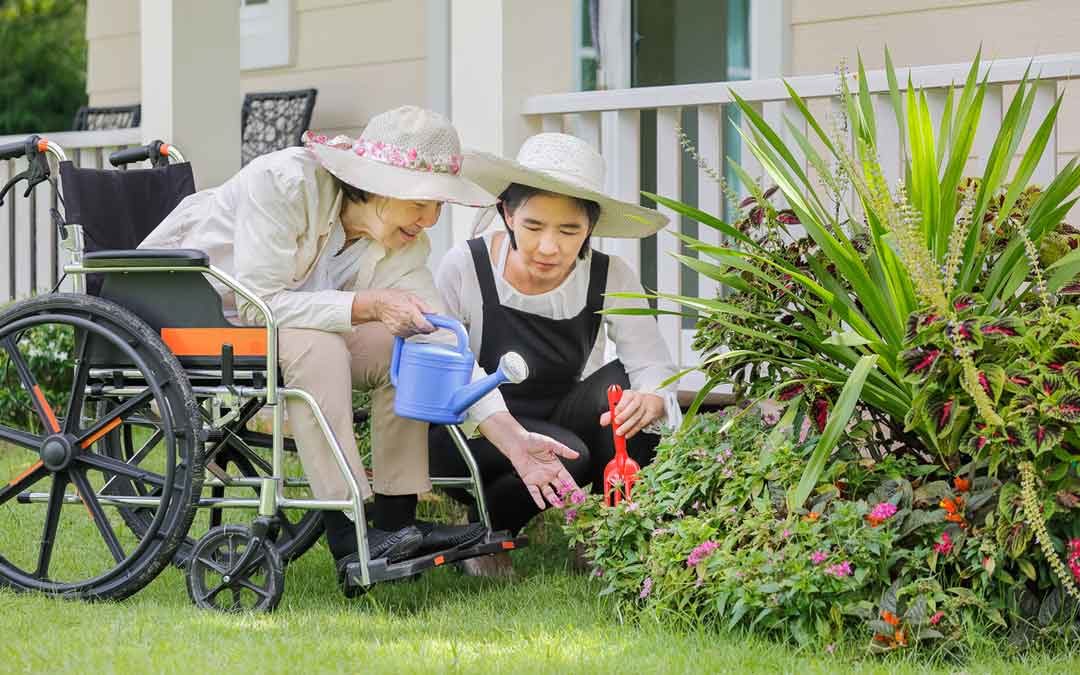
[186,524,284,612]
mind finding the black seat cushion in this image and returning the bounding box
[83,248,209,268]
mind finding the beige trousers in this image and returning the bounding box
[278,323,431,502]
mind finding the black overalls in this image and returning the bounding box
[428,237,660,534]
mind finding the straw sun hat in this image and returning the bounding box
[303,105,495,207]
[464,132,669,238]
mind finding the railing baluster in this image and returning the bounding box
[12,157,30,298]
[601,109,641,272]
[973,84,1003,175]
[696,104,723,302]
[1,159,12,301]
[34,180,52,294]
[570,112,604,252]
[739,101,764,197]
[1031,81,1059,187]
[873,93,903,190]
[656,107,683,367]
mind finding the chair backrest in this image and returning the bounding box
[241,88,317,166]
[72,104,142,131]
[59,161,197,294]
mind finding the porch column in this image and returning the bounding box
[448,0,575,243]
[140,0,241,189]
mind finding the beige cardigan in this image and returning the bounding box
[140,147,441,333]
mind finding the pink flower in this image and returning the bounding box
[1068,538,1080,583]
[810,550,828,565]
[825,643,836,654]
[866,502,898,527]
[929,611,944,625]
[933,531,953,555]
[781,529,792,539]
[639,576,653,599]
[564,509,577,524]
[824,561,853,578]
[569,489,587,505]
[407,148,418,162]
[686,540,720,567]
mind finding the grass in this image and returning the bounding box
[2,503,1080,675]
[0,403,1078,673]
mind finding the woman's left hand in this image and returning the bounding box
[599,390,666,439]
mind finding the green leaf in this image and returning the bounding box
[787,355,878,511]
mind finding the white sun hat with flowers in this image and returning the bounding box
[464,132,669,238]
[303,105,495,208]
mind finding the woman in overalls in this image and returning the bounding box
[430,133,681,575]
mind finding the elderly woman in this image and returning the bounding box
[430,132,681,574]
[139,107,580,581]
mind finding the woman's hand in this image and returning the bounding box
[479,412,580,509]
[599,390,666,439]
[352,288,435,336]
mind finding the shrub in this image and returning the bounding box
[586,48,1080,655]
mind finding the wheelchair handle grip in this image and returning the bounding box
[109,141,171,167]
[0,135,46,161]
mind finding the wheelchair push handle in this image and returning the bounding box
[0,135,47,161]
[109,141,185,168]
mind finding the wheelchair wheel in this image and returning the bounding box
[103,413,324,566]
[0,293,202,600]
[186,524,283,613]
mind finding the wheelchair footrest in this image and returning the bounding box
[343,530,529,587]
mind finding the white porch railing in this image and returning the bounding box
[0,128,142,302]
[523,52,1079,392]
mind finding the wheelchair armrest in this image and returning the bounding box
[83,248,210,268]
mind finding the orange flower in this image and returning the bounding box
[953,477,971,492]
[802,512,820,522]
[894,629,908,647]
[880,610,901,626]
[940,496,968,527]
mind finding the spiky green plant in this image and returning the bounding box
[610,48,1080,503]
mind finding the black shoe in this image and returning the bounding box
[415,520,487,555]
[334,525,423,598]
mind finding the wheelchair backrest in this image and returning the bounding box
[59,161,195,296]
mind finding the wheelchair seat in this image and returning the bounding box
[84,248,210,267]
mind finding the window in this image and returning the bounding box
[239,0,292,71]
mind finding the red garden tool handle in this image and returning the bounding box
[607,384,628,466]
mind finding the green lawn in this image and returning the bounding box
[1,442,1079,674]
[0,514,1078,674]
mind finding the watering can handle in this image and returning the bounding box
[423,314,469,352]
[390,336,402,388]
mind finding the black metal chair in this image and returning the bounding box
[72,105,142,131]
[240,89,317,166]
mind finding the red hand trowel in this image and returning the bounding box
[603,384,640,506]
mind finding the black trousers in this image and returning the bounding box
[428,360,661,534]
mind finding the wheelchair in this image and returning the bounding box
[0,135,525,611]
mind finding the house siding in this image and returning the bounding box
[790,0,1080,161]
[85,0,429,136]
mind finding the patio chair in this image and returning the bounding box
[241,88,318,166]
[72,104,142,131]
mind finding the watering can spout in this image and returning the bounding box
[447,352,529,416]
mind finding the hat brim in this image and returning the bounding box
[309,144,496,207]
[462,151,669,238]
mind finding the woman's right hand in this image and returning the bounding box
[353,289,435,336]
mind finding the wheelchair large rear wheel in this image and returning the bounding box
[0,293,202,600]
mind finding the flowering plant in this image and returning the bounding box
[588,47,1080,655]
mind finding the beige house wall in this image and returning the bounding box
[790,0,1080,164]
[86,0,429,137]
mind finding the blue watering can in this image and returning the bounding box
[390,314,528,424]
